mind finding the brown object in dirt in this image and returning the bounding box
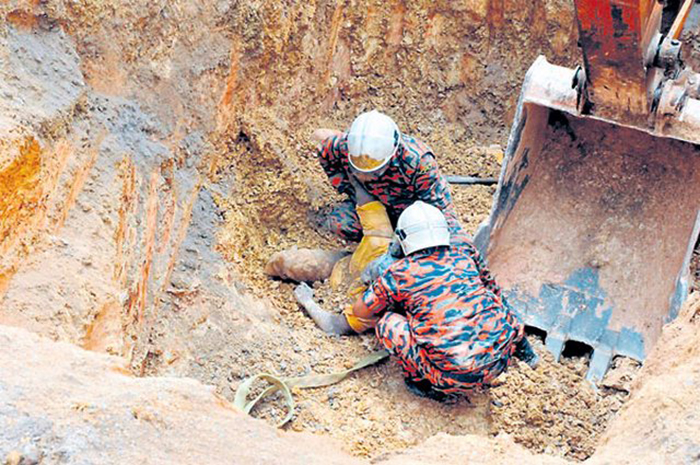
[265,247,348,282]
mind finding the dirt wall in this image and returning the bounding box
[0,0,579,387]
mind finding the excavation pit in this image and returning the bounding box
[0,2,698,464]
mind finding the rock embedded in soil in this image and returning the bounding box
[600,357,641,393]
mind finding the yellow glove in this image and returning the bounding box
[330,201,393,333]
[348,201,393,275]
[330,201,392,289]
[344,304,378,334]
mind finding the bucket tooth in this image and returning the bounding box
[544,335,566,362]
[587,348,613,384]
[543,308,573,362]
[585,329,618,383]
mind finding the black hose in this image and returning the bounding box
[445,175,498,186]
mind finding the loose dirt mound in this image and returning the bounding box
[491,342,630,461]
[0,324,360,465]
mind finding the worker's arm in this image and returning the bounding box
[352,271,397,322]
[317,133,354,197]
[458,238,504,299]
[294,283,354,335]
[413,154,463,236]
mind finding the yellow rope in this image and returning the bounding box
[233,350,389,427]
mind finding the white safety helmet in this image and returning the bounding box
[395,201,451,256]
[347,110,401,173]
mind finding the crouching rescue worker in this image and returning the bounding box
[314,109,462,241]
[296,201,538,399]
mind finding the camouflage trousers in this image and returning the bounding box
[375,312,521,395]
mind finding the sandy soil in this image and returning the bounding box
[1,293,696,465]
[0,325,361,465]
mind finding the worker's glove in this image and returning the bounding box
[388,237,403,258]
[361,250,398,285]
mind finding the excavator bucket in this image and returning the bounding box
[475,0,700,382]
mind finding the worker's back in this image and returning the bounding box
[380,244,522,374]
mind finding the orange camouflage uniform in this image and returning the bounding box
[317,133,461,240]
[361,231,525,394]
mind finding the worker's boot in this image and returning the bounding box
[404,378,450,402]
[514,336,539,369]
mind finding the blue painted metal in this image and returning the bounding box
[503,267,646,382]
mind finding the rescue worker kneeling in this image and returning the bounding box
[295,201,537,399]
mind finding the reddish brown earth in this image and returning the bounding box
[1,1,699,463]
